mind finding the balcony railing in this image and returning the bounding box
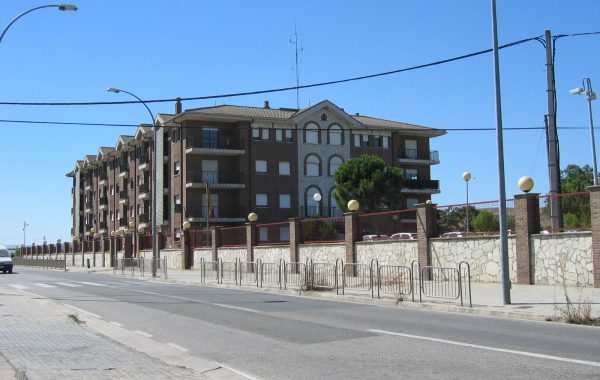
[186,170,243,184]
[186,138,244,150]
[138,183,149,194]
[119,164,128,172]
[403,179,440,190]
[399,150,439,162]
[139,154,149,165]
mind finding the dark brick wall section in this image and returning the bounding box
[589,186,600,288]
[246,223,256,262]
[211,227,221,262]
[515,193,540,284]
[289,218,301,263]
[344,212,360,264]
[416,203,436,271]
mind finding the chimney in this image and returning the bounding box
[263,100,270,109]
[355,112,360,116]
[175,97,182,114]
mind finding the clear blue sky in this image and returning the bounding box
[1,0,599,245]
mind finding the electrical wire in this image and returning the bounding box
[0,35,544,107]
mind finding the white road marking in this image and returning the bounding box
[369,329,600,368]
[78,281,106,287]
[33,283,56,288]
[56,282,81,287]
[212,303,262,314]
[215,362,262,380]
[110,321,124,327]
[167,343,189,352]
[133,330,153,338]
[8,284,30,290]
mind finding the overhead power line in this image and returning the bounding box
[0,35,546,107]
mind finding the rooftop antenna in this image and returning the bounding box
[290,21,303,109]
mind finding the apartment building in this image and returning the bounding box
[67,99,445,244]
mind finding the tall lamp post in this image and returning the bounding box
[570,78,598,185]
[313,193,322,217]
[107,88,159,277]
[0,4,77,45]
[462,172,472,234]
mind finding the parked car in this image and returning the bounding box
[390,232,417,240]
[0,246,13,274]
[362,234,389,241]
[440,232,464,238]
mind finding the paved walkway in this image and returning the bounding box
[0,285,244,379]
[73,265,600,323]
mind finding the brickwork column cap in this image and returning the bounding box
[587,185,600,193]
[288,217,303,221]
[514,192,540,199]
[416,202,436,208]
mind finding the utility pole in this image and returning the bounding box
[23,221,29,247]
[544,29,562,231]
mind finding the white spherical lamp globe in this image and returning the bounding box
[347,199,359,212]
[248,212,258,222]
[313,193,322,202]
[182,220,191,230]
[462,171,472,181]
[518,176,534,193]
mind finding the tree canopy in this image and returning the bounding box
[333,155,405,212]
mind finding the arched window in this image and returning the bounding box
[305,186,322,216]
[328,156,343,176]
[321,113,327,122]
[305,154,321,176]
[328,124,343,145]
[304,123,320,144]
[329,188,342,217]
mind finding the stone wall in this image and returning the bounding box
[253,246,290,264]
[298,243,345,263]
[429,236,517,283]
[192,249,213,270]
[532,232,593,286]
[161,249,182,270]
[217,248,248,263]
[356,240,417,266]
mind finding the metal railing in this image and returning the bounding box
[112,257,168,279]
[13,257,67,271]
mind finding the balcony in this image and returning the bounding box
[99,221,107,231]
[185,138,245,156]
[99,197,108,209]
[99,173,108,185]
[138,183,150,199]
[398,150,440,165]
[185,170,245,190]
[84,200,93,211]
[119,218,128,227]
[119,190,128,204]
[185,206,245,223]
[118,164,128,178]
[138,213,149,224]
[401,179,441,194]
[139,154,150,170]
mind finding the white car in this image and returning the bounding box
[362,234,389,241]
[390,232,417,240]
[0,246,13,274]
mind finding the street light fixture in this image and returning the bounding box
[107,87,159,277]
[0,4,77,45]
[313,193,322,217]
[462,172,472,234]
[518,176,535,193]
[570,78,598,186]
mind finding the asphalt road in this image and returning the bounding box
[2,268,600,379]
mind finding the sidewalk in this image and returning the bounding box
[77,265,600,323]
[0,285,246,379]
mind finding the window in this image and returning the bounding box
[117,210,121,220]
[110,211,114,221]
[279,194,291,208]
[354,134,360,147]
[261,128,269,140]
[383,136,389,148]
[259,227,268,242]
[173,128,181,142]
[284,129,293,142]
[252,127,260,140]
[329,156,343,176]
[280,227,290,241]
[174,161,180,176]
[407,198,419,209]
[256,160,267,173]
[361,134,369,147]
[306,155,320,176]
[405,140,418,159]
[256,194,268,207]
[305,186,321,216]
[374,135,383,147]
[137,175,142,186]
[305,123,319,144]
[202,128,218,148]
[275,129,282,142]
[137,204,142,215]
[174,195,181,205]
[279,161,291,176]
[406,169,418,180]
[321,113,327,122]
[328,125,342,145]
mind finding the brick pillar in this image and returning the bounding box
[589,185,600,288]
[211,227,221,263]
[124,235,133,258]
[110,237,116,267]
[344,212,360,265]
[515,193,540,284]
[57,242,63,254]
[289,218,302,263]
[416,203,436,273]
[246,223,257,263]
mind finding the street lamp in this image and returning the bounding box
[518,176,535,193]
[313,193,322,217]
[462,172,472,234]
[570,78,598,185]
[0,4,77,45]
[347,199,359,212]
[108,87,159,277]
